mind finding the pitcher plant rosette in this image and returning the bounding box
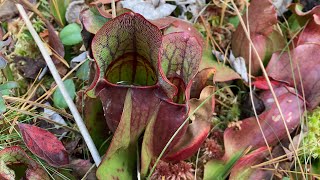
[85,12,213,178]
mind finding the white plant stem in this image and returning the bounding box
[15,4,101,166]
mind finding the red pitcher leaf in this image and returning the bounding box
[96,83,126,132]
[231,0,286,75]
[223,87,304,160]
[0,146,49,180]
[229,147,271,180]
[266,44,320,109]
[98,82,160,137]
[86,11,204,178]
[164,86,215,162]
[297,14,320,45]
[259,86,300,109]
[140,101,189,172]
[141,88,211,165]
[140,102,161,177]
[160,32,202,102]
[96,89,137,179]
[289,3,320,15]
[100,89,132,155]
[163,117,210,162]
[80,7,109,34]
[18,123,69,167]
[152,102,189,157]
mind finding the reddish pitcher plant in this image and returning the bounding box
[84,12,213,178]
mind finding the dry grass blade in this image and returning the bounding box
[255,167,320,178]
[5,106,78,132]
[3,96,73,119]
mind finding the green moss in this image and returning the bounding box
[14,31,39,58]
[303,107,320,159]
[14,17,45,58]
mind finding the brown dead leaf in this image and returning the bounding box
[190,68,215,99]
[90,0,119,5]
[13,56,46,79]
[47,22,68,75]
[0,0,18,22]
[69,159,96,180]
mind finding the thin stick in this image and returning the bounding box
[111,0,116,18]
[15,4,101,166]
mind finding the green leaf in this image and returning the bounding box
[0,56,7,69]
[0,81,18,114]
[204,150,243,180]
[0,81,19,91]
[287,14,301,34]
[53,79,75,109]
[228,16,239,28]
[0,93,6,114]
[76,60,89,80]
[60,23,83,45]
[49,0,70,26]
[204,160,225,180]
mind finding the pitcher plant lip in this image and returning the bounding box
[88,12,164,93]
